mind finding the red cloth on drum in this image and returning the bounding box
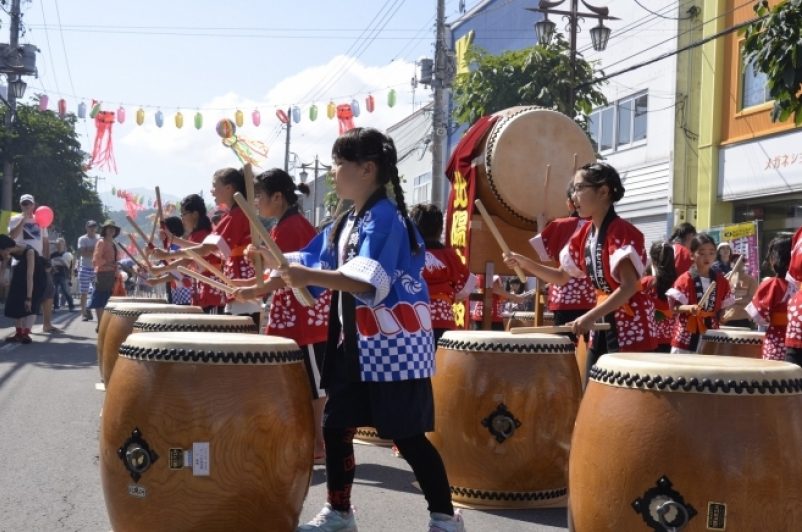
[748,277,791,360]
[423,245,472,330]
[673,243,693,276]
[668,270,732,351]
[205,207,255,300]
[266,209,330,346]
[531,216,596,311]
[560,215,657,352]
[187,228,226,309]
[640,275,674,347]
[470,274,504,323]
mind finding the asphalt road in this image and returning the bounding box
[0,310,568,531]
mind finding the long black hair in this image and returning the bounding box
[162,216,184,237]
[670,222,697,244]
[180,194,212,232]
[650,241,676,300]
[256,168,310,206]
[689,232,716,254]
[577,162,625,202]
[331,127,419,253]
[409,203,443,247]
[766,235,791,278]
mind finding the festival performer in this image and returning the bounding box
[234,168,331,465]
[528,183,596,339]
[152,168,260,324]
[640,241,677,353]
[260,128,463,532]
[670,222,696,276]
[666,233,734,353]
[143,216,193,305]
[504,162,657,379]
[0,234,46,344]
[469,274,523,331]
[786,227,802,366]
[410,203,475,343]
[746,236,794,360]
[179,194,226,313]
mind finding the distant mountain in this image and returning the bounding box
[98,187,184,212]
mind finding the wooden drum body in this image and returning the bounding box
[475,107,595,231]
[100,332,314,532]
[97,298,166,376]
[698,329,765,358]
[428,331,581,509]
[101,303,202,385]
[569,353,802,531]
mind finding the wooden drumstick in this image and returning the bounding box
[232,191,316,307]
[177,266,236,295]
[115,241,147,272]
[149,186,164,246]
[127,233,150,267]
[509,322,611,335]
[725,256,744,281]
[473,199,527,283]
[242,164,265,289]
[126,215,152,249]
[698,281,717,309]
[184,249,235,288]
[572,153,578,172]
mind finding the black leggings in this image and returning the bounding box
[324,427,453,515]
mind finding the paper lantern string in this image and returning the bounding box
[88,111,117,173]
[337,104,355,134]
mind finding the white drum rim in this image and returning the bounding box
[701,329,765,344]
[133,313,257,333]
[440,330,574,354]
[590,352,802,395]
[108,303,204,317]
[119,332,303,365]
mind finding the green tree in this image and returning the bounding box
[452,35,607,128]
[0,103,105,246]
[743,0,802,124]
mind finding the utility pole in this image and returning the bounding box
[430,0,449,210]
[2,0,22,212]
[283,107,292,172]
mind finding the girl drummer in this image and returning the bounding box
[746,236,793,360]
[666,233,734,353]
[152,168,261,324]
[144,216,193,305]
[640,241,677,353]
[258,128,463,532]
[179,194,226,313]
[504,162,657,379]
[234,168,331,464]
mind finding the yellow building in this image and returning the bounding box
[693,0,801,247]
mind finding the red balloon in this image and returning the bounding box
[34,206,54,228]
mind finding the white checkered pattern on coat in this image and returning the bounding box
[172,286,193,305]
[358,329,434,382]
[77,266,95,295]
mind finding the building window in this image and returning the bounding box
[589,92,648,153]
[741,55,770,109]
[412,172,432,205]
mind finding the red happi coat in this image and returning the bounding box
[530,216,596,311]
[747,276,794,360]
[187,228,226,309]
[266,209,330,347]
[667,270,733,351]
[640,275,674,347]
[673,243,693,276]
[559,212,657,352]
[471,274,505,323]
[423,244,474,330]
[786,226,802,349]
[203,207,255,301]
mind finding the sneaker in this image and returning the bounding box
[19,334,32,344]
[428,510,465,532]
[297,503,358,531]
[5,333,20,343]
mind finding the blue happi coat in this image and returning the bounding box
[285,197,434,382]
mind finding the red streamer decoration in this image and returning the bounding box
[337,104,355,134]
[89,111,117,173]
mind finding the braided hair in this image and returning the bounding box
[649,240,676,300]
[331,127,420,253]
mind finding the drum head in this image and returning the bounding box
[591,353,802,394]
[485,107,595,226]
[440,330,573,353]
[109,297,167,304]
[120,332,302,365]
[107,303,203,318]
[133,314,257,333]
[701,329,765,344]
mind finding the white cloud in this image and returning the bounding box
[100,56,427,201]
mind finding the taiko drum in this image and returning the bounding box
[96,298,166,379]
[697,329,765,358]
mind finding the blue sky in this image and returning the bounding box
[7,0,475,204]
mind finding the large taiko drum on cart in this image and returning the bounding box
[569,353,802,531]
[474,107,596,231]
[428,331,581,509]
[100,303,202,385]
[96,298,166,378]
[697,329,765,358]
[100,332,314,532]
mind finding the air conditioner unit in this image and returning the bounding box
[0,43,39,76]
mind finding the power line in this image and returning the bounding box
[633,0,686,21]
[37,1,61,95]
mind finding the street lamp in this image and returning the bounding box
[8,76,26,99]
[528,0,617,112]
